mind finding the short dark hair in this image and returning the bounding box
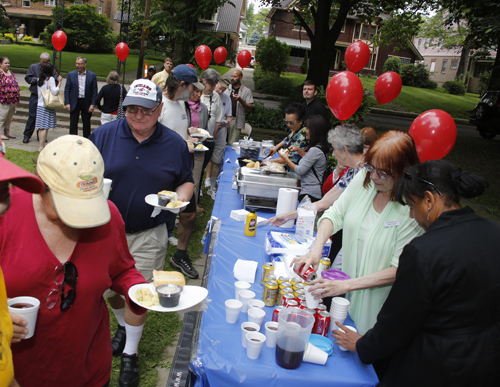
[303,80,317,91]
[284,102,306,122]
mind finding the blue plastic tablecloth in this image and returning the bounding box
[190,147,378,387]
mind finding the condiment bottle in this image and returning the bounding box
[244,209,257,237]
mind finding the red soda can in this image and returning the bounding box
[316,304,327,316]
[293,263,317,283]
[297,295,306,303]
[299,300,308,309]
[272,306,283,322]
[313,311,331,336]
[286,300,299,308]
[281,293,295,307]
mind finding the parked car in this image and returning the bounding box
[249,56,255,68]
[469,91,500,139]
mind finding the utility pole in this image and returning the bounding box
[136,0,152,80]
[52,0,65,76]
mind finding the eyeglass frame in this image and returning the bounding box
[404,171,442,196]
[364,163,390,180]
[126,104,161,116]
[45,261,78,312]
[283,119,298,126]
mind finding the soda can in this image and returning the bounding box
[304,308,316,320]
[281,293,295,307]
[319,258,331,272]
[280,281,292,290]
[286,299,299,308]
[300,300,308,309]
[263,280,279,307]
[292,282,304,291]
[265,274,276,282]
[316,304,327,316]
[297,295,306,303]
[294,288,305,299]
[261,262,275,285]
[293,263,317,283]
[272,306,283,322]
[277,276,288,285]
[313,311,331,336]
[290,277,302,287]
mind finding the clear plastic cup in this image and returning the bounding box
[238,290,256,313]
[225,299,243,323]
[246,332,266,359]
[241,322,260,348]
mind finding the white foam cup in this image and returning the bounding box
[264,321,279,348]
[330,313,348,331]
[225,299,243,323]
[248,299,265,310]
[303,343,328,365]
[234,281,251,300]
[247,307,266,328]
[338,326,357,351]
[238,290,256,313]
[304,285,320,309]
[246,332,266,359]
[331,297,350,308]
[8,296,40,339]
[103,178,112,199]
[241,322,260,348]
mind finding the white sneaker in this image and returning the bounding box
[168,236,178,246]
[210,189,217,200]
[204,178,211,188]
[200,189,203,197]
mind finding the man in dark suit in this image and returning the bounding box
[22,52,51,143]
[64,57,98,138]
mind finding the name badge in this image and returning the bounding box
[384,220,400,227]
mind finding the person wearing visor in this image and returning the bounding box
[90,79,194,387]
[0,135,147,387]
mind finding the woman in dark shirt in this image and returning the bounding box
[96,71,127,125]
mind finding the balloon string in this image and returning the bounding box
[354,111,370,124]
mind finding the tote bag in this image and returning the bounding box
[41,79,65,110]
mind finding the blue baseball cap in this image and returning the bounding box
[172,65,204,89]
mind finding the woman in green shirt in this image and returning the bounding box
[293,130,423,334]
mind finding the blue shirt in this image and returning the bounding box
[89,118,194,231]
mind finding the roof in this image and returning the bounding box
[199,0,244,35]
[5,7,52,19]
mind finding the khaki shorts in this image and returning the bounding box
[103,223,169,298]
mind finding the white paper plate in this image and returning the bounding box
[190,129,210,137]
[191,145,209,152]
[129,283,208,312]
[145,194,189,214]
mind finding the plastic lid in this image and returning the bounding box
[309,334,333,356]
[321,269,351,281]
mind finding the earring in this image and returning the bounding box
[427,208,430,222]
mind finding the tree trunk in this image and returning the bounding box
[456,47,469,82]
[487,39,500,91]
[307,37,337,88]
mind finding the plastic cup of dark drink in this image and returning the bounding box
[8,296,40,339]
[275,307,315,369]
[241,322,260,348]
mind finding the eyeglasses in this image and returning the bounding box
[365,163,390,180]
[126,104,160,116]
[405,171,442,196]
[45,262,78,312]
[283,119,297,125]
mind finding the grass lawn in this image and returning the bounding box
[283,72,306,87]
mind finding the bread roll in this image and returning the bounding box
[153,270,186,288]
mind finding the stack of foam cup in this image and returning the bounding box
[330,297,350,331]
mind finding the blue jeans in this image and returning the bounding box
[23,93,38,139]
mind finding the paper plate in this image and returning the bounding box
[192,144,209,152]
[309,334,333,356]
[129,283,208,312]
[190,129,210,138]
[145,194,189,214]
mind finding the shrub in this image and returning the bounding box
[421,79,438,89]
[401,63,429,87]
[253,66,295,96]
[2,33,14,41]
[442,80,466,96]
[383,57,402,75]
[478,70,491,96]
[300,50,308,74]
[246,101,287,131]
[256,37,290,75]
[21,35,34,42]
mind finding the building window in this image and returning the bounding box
[388,55,411,65]
[22,0,30,7]
[441,60,447,73]
[369,25,377,40]
[354,23,361,39]
[361,25,369,39]
[44,0,56,5]
[74,0,83,4]
[341,21,345,33]
[424,38,428,48]
[98,1,103,14]
[451,61,458,70]
[430,61,436,72]
[418,38,422,48]
[354,23,376,40]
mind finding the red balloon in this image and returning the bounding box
[187,63,196,69]
[51,30,67,52]
[409,110,457,162]
[345,41,371,73]
[115,42,129,62]
[195,45,212,70]
[237,50,252,69]
[326,71,364,121]
[375,71,402,104]
[214,47,228,64]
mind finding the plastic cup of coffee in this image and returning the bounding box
[247,307,266,328]
[246,332,266,359]
[234,281,251,300]
[238,290,256,313]
[103,178,112,199]
[338,326,357,351]
[304,285,320,309]
[248,299,265,310]
[225,299,243,323]
[303,342,328,365]
[241,322,260,348]
[8,296,40,339]
[264,321,279,348]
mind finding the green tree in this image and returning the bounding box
[0,5,11,33]
[256,36,290,75]
[300,50,308,74]
[246,2,256,27]
[248,30,261,45]
[383,56,402,75]
[40,4,115,53]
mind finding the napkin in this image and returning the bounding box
[233,259,258,283]
[151,208,161,218]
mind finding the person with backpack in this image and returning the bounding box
[278,114,330,202]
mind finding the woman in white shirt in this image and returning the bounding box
[36,63,62,151]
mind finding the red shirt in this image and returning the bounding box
[322,167,348,195]
[0,188,146,387]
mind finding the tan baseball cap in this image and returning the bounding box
[37,135,110,229]
[219,78,230,88]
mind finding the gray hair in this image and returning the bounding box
[40,52,51,61]
[107,71,120,85]
[328,124,364,155]
[200,68,220,85]
[76,57,87,64]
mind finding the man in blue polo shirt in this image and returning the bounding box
[90,79,194,387]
